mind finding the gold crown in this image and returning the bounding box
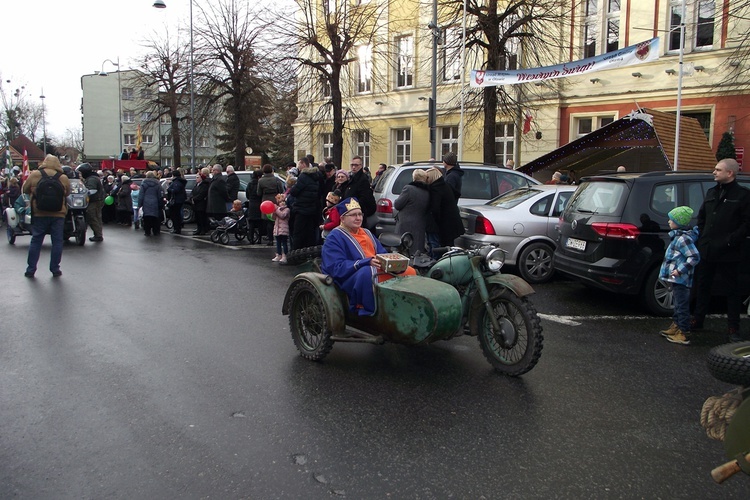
[344,199,361,212]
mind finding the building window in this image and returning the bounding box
[584,0,619,58]
[356,44,372,93]
[161,135,173,147]
[495,123,515,166]
[122,111,135,123]
[394,128,411,164]
[440,126,459,156]
[199,136,209,148]
[162,157,172,167]
[672,110,712,138]
[574,115,615,138]
[500,15,520,69]
[670,0,715,52]
[140,88,152,99]
[321,133,333,160]
[395,35,414,88]
[354,130,370,169]
[160,115,171,124]
[441,26,462,81]
[142,135,153,144]
[121,87,134,101]
[141,112,153,121]
[124,134,136,146]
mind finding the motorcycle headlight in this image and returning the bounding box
[73,198,85,207]
[484,247,505,272]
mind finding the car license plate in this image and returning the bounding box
[565,237,586,251]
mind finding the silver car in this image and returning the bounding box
[458,185,576,284]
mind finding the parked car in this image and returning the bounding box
[554,171,750,315]
[374,161,540,235]
[162,173,252,223]
[458,185,576,283]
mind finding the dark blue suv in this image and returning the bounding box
[554,171,750,315]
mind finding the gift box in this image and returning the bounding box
[375,253,409,273]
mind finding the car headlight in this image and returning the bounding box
[485,247,505,272]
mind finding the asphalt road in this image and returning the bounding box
[0,223,747,498]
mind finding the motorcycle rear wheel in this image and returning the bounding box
[287,280,333,361]
[474,287,543,376]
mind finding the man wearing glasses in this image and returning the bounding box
[321,197,415,316]
[343,156,376,228]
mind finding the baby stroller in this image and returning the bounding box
[210,202,253,245]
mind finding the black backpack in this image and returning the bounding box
[35,169,65,212]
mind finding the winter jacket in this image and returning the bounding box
[257,173,282,203]
[428,177,465,246]
[226,173,240,201]
[444,165,464,201]
[167,177,188,204]
[138,177,164,218]
[130,185,140,209]
[273,205,290,236]
[116,181,132,212]
[22,165,71,218]
[246,176,262,220]
[394,181,430,254]
[696,180,750,262]
[83,174,104,202]
[659,227,700,287]
[343,169,376,217]
[207,175,230,214]
[289,167,321,216]
[190,179,209,212]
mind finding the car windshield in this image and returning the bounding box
[487,187,542,209]
[566,180,626,215]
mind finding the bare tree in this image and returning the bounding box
[271,0,392,168]
[0,77,43,143]
[194,0,275,169]
[440,0,579,163]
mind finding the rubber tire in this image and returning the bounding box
[75,221,87,246]
[473,287,544,376]
[219,231,230,245]
[182,204,195,223]
[643,266,673,316]
[517,242,555,284]
[165,218,174,231]
[287,280,334,361]
[234,229,246,242]
[7,224,16,245]
[286,245,323,266]
[707,342,750,386]
[210,230,220,243]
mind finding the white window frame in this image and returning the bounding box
[441,26,462,82]
[495,122,515,166]
[394,128,411,164]
[122,111,135,123]
[440,126,459,156]
[584,0,620,58]
[141,112,153,122]
[353,130,370,170]
[121,87,134,101]
[571,114,616,140]
[142,134,154,144]
[161,135,173,147]
[160,115,171,124]
[356,44,373,93]
[395,35,414,89]
[199,136,209,148]
[321,133,333,160]
[668,0,716,52]
[162,157,173,167]
[140,88,152,99]
[124,134,136,146]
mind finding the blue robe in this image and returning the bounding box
[321,226,387,316]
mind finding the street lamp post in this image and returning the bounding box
[153,0,195,171]
[40,90,46,154]
[100,58,123,154]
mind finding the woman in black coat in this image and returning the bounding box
[190,170,210,235]
[425,167,464,248]
[245,169,263,244]
[167,169,188,234]
[116,177,133,226]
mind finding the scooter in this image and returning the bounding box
[64,178,88,246]
[282,241,544,376]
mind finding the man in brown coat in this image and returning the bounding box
[21,154,71,277]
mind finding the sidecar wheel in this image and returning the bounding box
[707,342,750,386]
[288,280,333,361]
[474,288,543,376]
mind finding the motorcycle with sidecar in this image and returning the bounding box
[282,243,544,376]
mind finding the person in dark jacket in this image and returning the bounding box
[225,165,240,210]
[691,158,750,342]
[257,164,282,245]
[190,168,210,235]
[343,156,376,224]
[116,176,133,226]
[442,151,464,201]
[425,166,464,249]
[206,164,230,219]
[167,168,187,234]
[289,158,321,250]
[394,168,430,254]
[138,171,164,236]
[78,163,105,242]
[245,169,263,243]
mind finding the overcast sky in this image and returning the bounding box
[2,0,192,138]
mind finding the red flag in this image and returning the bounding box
[22,149,30,181]
[522,112,533,135]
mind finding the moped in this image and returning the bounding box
[282,241,543,376]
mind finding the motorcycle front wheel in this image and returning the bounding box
[473,287,543,376]
[287,280,333,361]
[75,218,87,246]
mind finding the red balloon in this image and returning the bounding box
[260,200,275,215]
